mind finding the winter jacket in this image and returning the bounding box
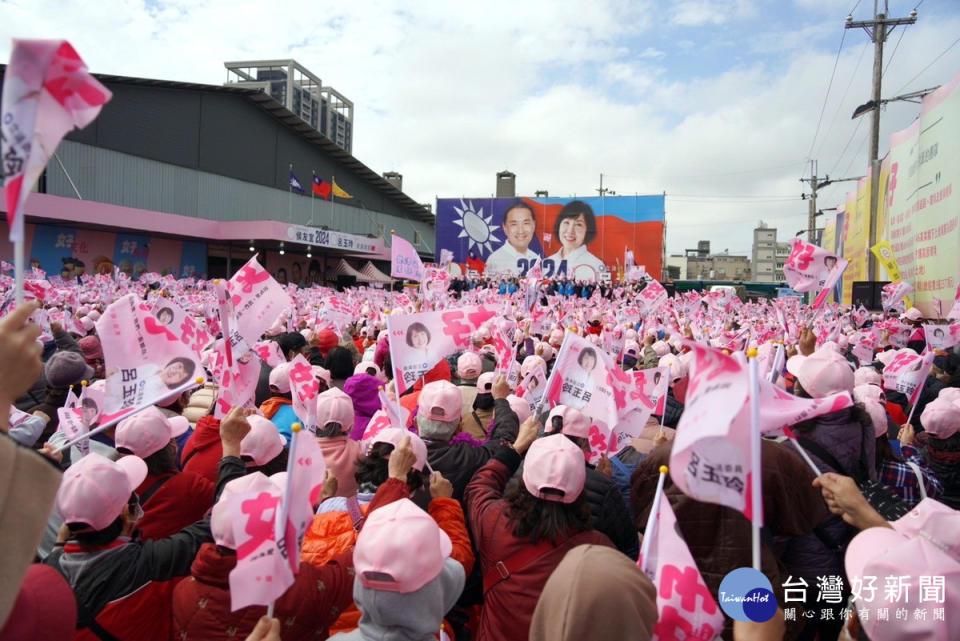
[44,456,245,641]
[460,405,494,441]
[29,387,71,446]
[465,446,614,641]
[343,374,382,440]
[135,469,216,541]
[254,360,273,407]
[425,398,519,501]
[182,382,216,428]
[16,327,82,412]
[301,486,476,637]
[180,416,223,484]
[631,440,827,641]
[782,408,875,588]
[924,448,960,510]
[171,476,411,641]
[582,466,638,560]
[317,436,364,497]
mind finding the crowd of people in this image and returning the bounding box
[1,269,959,641]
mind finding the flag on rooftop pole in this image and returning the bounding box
[311,171,331,200]
[332,177,353,199]
[288,165,304,194]
[2,40,111,303]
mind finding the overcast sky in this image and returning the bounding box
[3,0,958,255]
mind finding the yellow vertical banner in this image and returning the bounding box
[841,175,871,304]
[870,241,912,307]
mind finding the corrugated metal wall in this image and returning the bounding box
[48,141,433,250]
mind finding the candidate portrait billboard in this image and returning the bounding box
[435,195,665,281]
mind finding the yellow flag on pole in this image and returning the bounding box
[332,178,353,199]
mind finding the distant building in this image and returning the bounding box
[684,242,751,281]
[751,221,790,282]
[224,59,353,153]
[665,254,687,280]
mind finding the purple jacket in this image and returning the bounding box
[343,373,383,440]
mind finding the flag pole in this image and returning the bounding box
[14,240,24,305]
[310,171,315,227]
[288,163,294,223]
[268,421,301,618]
[639,465,668,576]
[747,348,762,572]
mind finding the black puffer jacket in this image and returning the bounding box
[425,397,519,502]
[583,466,638,560]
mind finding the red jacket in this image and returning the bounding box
[135,470,215,541]
[181,416,223,484]
[465,447,614,641]
[171,477,411,641]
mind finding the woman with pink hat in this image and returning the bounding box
[465,420,614,641]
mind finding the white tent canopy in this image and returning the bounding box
[360,261,392,284]
[331,259,374,283]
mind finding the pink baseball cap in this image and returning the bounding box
[920,397,960,440]
[268,362,293,394]
[786,349,854,398]
[545,405,590,439]
[845,522,960,641]
[316,387,355,432]
[476,372,495,394]
[457,352,483,379]
[522,434,586,504]
[939,387,960,403]
[548,329,565,346]
[854,366,881,387]
[651,341,670,357]
[853,385,888,438]
[506,394,532,423]
[658,354,687,383]
[891,498,960,561]
[418,380,462,422]
[520,355,546,379]
[56,452,147,531]
[312,365,332,388]
[624,329,638,341]
[536,342,555,361]
[623,340,641,357]
[115,406,190,458]
[354,361,381,377]
[240,415,286,465]
[370,428,428,471]
[587,310,601,323]
[876,349,899,366]
[354,498,452,593]
[211,472,279,549]
[900,307,923,322]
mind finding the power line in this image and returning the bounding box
[808,27,848,159]
[828,116,865,176]
[894,35,960,95]
[814,42,870,160]
[882,23,907,78]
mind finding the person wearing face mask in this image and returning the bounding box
[42,406,251,641]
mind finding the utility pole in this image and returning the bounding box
[846,1,917,281]
[801,163,862,301]
[597,173,616,197]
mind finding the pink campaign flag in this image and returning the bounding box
[96,294,203,414]
[783,238,844,294]
[924,323,960,351]
[671,342,854,520]
[636,279,668,315]
[228,478,293,611]
[386,305,497,394]
[516,362,547,415]
[209,340,259,419]
[811,257,849,309]
[2,40,111,242]
[543,331,643,461]
[881,281,914,312]
[276,430,326,575]
[639,489,724,641]
[634,367,670,415]
[391,234,425,281]
[287,355,320,434]
[947,285,960,321]
[881,350,932,400]
[226,255,294,349]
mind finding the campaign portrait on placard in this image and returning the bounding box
[436,195,666,282]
